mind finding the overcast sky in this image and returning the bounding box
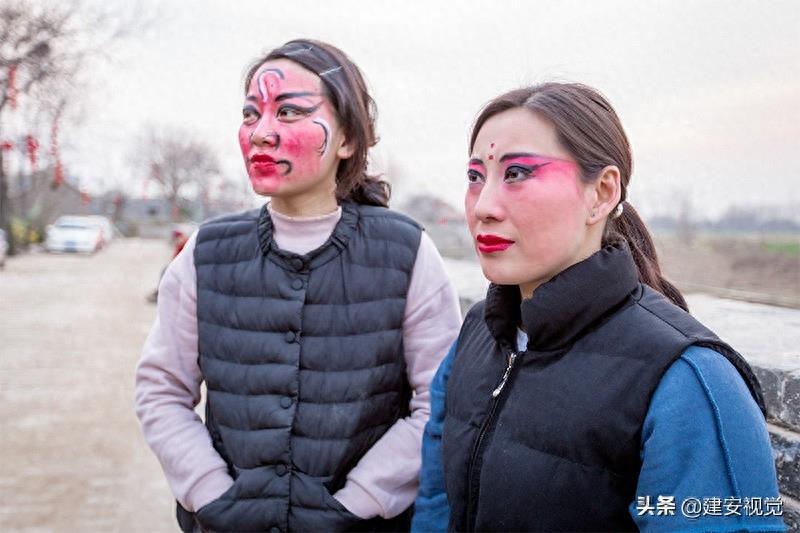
[18,0,799,219]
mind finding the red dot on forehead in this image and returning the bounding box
[490,143,495,148]
[488,155,494,160]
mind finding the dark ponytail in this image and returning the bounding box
[347,176,391,207]
[608,202,688,311]
[470,83,688,311]
[246,39,390,207]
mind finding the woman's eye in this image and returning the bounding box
[242,109,259,125]
[467,169,485,184]
[277,106,305,121]
[504,165,532,183]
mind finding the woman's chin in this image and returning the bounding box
[479,262,520,287]
[249,175,283,196]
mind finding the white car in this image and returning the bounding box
[45,216,104,254]
[87,215,114,247]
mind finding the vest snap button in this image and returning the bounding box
[270,527,281,533]
[276,464,289,476]
[284,331,296,343]
[291,257,304,270]
[291,279,303,290]
[280,396,293,408]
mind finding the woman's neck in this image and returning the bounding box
[269,193,339,218]
[267,202,342,255]
[518,240,603,300]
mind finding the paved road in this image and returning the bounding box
[0,239,176,532]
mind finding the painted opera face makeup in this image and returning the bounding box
[465,107,596,296]
[239,59,345,198]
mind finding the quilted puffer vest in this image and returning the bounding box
[443,241,765,531]
[180,201,421,532]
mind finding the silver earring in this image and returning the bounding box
[613,203,624,219]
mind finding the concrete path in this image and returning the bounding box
[0,239,176,532]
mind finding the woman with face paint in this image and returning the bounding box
[135,39,461,532]
[412,84,784,532]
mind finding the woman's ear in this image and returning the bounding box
[587,165,622,225]
[335,134,355,159]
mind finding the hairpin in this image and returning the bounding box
[319,66,342,77]
[284,45,313,56]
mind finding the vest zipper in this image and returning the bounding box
[491,351,517,398]
[466,349,518,530]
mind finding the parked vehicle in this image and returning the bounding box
[87,216,114,247]
[0,228,7,268]
[45,216,104,254]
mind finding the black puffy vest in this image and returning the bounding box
[442,241,766,532]
[179,201,421,532]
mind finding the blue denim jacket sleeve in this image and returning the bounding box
[631,345,785,532]
[411,340,457,533]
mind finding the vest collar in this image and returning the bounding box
[484,240,639,352]
[257,200,359,272]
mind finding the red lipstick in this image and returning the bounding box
[250,153,278,176]
[250,153,276,164]
[476,234,514,253]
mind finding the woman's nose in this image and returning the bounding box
[472,181,505,222]
[250,119,279,148]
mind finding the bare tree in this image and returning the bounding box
[134,126,222,221]
[0,0,150,253]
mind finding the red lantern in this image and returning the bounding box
[51,119,63,187]
[25,135,39,170]
[0,140,11,176]
[53,161,64,187]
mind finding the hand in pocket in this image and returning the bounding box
[194,480,240,532]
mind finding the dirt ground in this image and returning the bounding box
[0,239,177,532]
[655,234,800,308]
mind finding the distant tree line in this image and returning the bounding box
[648,205,800,234]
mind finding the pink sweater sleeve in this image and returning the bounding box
[134,231,234,512]
[332,231,462,519]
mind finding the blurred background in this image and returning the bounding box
[0,0,798,531]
